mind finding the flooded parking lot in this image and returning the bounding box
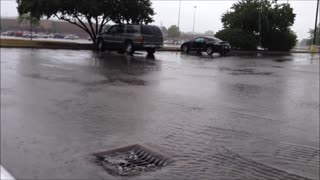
[1,48,319,179]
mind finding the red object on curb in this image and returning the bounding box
[15,31,23,37]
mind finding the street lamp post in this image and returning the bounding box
[193,6,197,33]
[258,2,261,47]
[313,0,319,45]
[311,0,320,52]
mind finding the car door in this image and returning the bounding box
[104,25,121,49]
[116,25,125,48]
[192,37,206,50]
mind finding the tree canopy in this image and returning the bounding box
[167,25,180,38]
[18,13,39,25]
[219,0,297,51]
[205,30,214,35]
[16,0,155,44]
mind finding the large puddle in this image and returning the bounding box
[1,49,319,180]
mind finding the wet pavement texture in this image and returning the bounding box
[1,48,319,180]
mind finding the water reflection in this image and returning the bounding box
[92,52,161,77]
[146,53,155,60]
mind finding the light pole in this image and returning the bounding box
[193,6,197,33]
[311,0,320,52]
[313,0,319,45]
[258,2,261,47]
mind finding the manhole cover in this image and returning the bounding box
[93,144,171,176]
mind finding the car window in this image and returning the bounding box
[126,26,139,34]
[109,26,118,33]
[118,25,124,33]
[194,38,205,43]
[141,26,162,36]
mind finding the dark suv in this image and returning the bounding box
[96,24,163,55]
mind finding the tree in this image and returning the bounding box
[167,25,180,38]
[16,0,155,44]
[17,13,40,40]
[215,28,258,50]
[220,0,297,51]
[307,24,320,46]
[18,13,39,26]
[261,30,297,51]
[110,0,154,24]
[205,30,214,35]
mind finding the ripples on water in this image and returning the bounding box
[133,105,319,180]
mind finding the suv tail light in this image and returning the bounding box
[139,35,144,44]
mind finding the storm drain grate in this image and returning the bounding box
[93,144,171,176]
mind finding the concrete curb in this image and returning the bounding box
[0,38,92,50]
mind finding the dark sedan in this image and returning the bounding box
[181,36,231,55]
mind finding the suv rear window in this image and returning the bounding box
[141,26,162,36]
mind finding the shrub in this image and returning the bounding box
[261,30,297,51]
[215,28,258,50]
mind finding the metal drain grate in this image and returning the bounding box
[94,144,171,176]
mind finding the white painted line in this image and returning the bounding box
[1,166,15,180]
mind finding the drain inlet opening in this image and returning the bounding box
[93,144,171,176]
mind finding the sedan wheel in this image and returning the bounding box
[182,45,189,53]
[206,46,214,55]
[125,42,134,55]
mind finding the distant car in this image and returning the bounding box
[15,31,23,37]
[2,31,15,36]
[52,34,65,39]
[22,32,38,38]
[1,32,8,36]
[22,31,31,38]
[37,33,50,38]
[96,24,163,55]
[64,34,79,40]
[164,40,182,45]
[163,40,172,44]
[181,36,231,56]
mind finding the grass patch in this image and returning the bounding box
[0,38,93,50]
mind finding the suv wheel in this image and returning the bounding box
[146,48,156,55]
[206,46,214,55]
[125,41,134,55]
[97,39,104,51]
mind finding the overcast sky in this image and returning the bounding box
[1,0,319,40]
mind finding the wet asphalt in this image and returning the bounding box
[1,48,319,180]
